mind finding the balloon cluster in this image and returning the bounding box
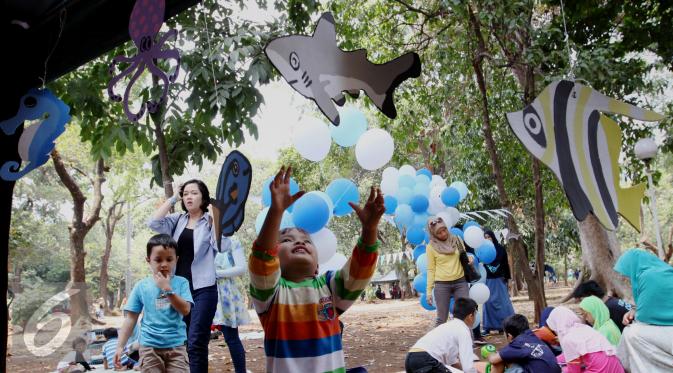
[256,176,361,268]
[293,107,394,170]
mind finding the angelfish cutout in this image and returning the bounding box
[107,0,180,122]
[265,12,422,126]
[506,80,664,232]
[0,88,70,181]
[211,150,252,248]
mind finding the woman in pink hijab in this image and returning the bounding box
[546,306,624,373]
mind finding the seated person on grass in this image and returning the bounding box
[249,166,384,373]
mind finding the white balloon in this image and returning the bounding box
[430,175,447,190]
[355,128,394,170]
[427,186,446,215]
[382,167,399,183]
[464,226,485,248]
[311,228,338,264]
[444,207,461,227]
[469,283,491,304]
[399,164,416,177]
[380,176,399,197]
[319,253,348,274]
[436,212,453,227]
[293,118,332,162]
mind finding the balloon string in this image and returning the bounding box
[559,0,575,80]
[200,1,226,142]
[40,8,67,88]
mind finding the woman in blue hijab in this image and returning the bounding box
[614,249,673,371]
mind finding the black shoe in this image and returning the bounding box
[473,337,488,346]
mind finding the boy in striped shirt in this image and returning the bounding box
[250,166,384,373]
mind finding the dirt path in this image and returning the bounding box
[8,287,573,372]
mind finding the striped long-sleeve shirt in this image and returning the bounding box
[249,238,379,373]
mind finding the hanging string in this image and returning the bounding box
[200,1,227,143]
[40,8,67,88]
[559,0,575,80]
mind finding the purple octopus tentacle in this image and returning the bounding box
[145,59,170,113]
[123,61,148,122]
[108,59,141,102]
[155,48,181,82]
[155,28,178,46]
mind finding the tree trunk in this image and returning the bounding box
[532,158,547,307]
[509,253,520,296]
[577,215,631,299]
[467,5,546,322]
[52,150,105,324]
[100,202,123,312]
[150,77,174,199]
[563,252,569,287]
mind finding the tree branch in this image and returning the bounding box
[52,149,86,227]
[83,159,105,232]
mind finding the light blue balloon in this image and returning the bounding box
[397,187,413,204]
[450,227,464,241]
[420,293,436,311]
[450,181,469,200]
[416,253,428,272]
[331,107,367,147]
[410,194,429,213]
[394,204,414,227]
[416,168,433,179]
[291,192,330,233]
[413,245,426,260]
[325,178,359,216]
[413,212,430,227]
[415,174,431,185]
[398,174,416,189]
[477,263,487,284]
[413,182,430,197]
[464,220,480,229]
[407,226,425,245]
[477,241,497,264]
[262,176,299,212]
[413,273,427,293]
[384,195,398,214]
[441,187,460,207]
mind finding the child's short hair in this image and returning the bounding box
[503,314,530,338]
[572,280,605,299]
[146,233,178,257]
[453,298,478,320]
[279,227,312,240]
[103,327,118,340]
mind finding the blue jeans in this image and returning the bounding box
[184,285,218,373]
[221,325,246,373]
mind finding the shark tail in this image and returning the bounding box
[374,52,422,119]
[617,182,646,232]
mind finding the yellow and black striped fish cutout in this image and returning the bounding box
[506,80,664,232]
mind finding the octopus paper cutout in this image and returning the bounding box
[108,0,180,122]
[506,80,664,232]
[265,12,422,126]
[211,150,252,248]
[0,88,71,181]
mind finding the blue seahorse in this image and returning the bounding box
[0,88,71,181]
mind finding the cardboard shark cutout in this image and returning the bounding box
[211,150,252,249]
[507,80,664,232]
[265,12,422,125]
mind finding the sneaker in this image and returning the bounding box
[473,337,488,346]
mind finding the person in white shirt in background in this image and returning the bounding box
[405,297,479,373]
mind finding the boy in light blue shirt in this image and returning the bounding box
[114,234,193,371]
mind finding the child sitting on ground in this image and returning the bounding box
[249,166,384,372]
[102,328,128,370]
[478,314,560,373]
[579,296,621,346]
[405,298,479,373]
[114,234,193,372]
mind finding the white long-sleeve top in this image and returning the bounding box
[411,319,477,373]
[214,237,246,279]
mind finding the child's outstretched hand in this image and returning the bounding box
[270,166,305,212]
[349,187,385,245]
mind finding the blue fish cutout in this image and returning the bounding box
[211,150,252,247]
[0,88,71,181]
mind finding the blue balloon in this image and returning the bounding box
[413,213,430,228]
[424,231,430,243]
[464,220,480,229]
[420,293,436,311]
[398,174,416,189]
[330,107,367,147]
[415,174,431,185]
[450,181,469,200]
[413,245,426,260]
[413,273,427,293]
[410,194,429,213]
[416,253,428,272]
[256,207,293,233]
[477,263,487,284]
[441,187,461,207]
[384,195,398,214]
[407,226,425,245]
[450,227,464,241]
[394,204,414,228]
[291,192,330,233]
[325,178,359,216]
[449,297,455,314]
[262,176,299,211]
[413,182,430,197]
[416,168,433,179]
[477,241,497,264]
[397,187,413,204]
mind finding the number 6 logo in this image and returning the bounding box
[23,288,80,357]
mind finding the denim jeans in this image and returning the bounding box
[184,285,218,373]
[221,325,246,373]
